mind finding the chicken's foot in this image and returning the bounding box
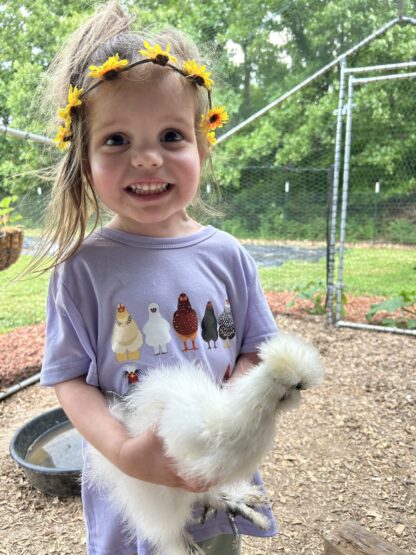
[200,505,217,526]
[225,509,240,539]
[218,488,271,531]
[183,531,206,555]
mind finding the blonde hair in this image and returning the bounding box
[35,0,217,272]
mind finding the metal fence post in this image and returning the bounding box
[283,181,290,240]
[336,74,355,322]
[373,181,381,244]
[327,57,347,324]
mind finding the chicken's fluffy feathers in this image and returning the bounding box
[86,332,324,555]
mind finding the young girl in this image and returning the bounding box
[39,1,278,553]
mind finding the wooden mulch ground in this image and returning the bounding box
[0,313,415,554]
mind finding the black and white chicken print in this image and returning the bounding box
[218,299,235,349]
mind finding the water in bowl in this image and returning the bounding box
[26,421,82,469]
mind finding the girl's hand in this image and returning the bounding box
[54,378,211,491]
[117,430,214,492]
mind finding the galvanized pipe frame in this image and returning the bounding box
[326,57,347,325]
[335,320,416,336]
[0,123,52,145]
[352,71,416,84]
[218,17,406,145]
[327,59,416,325]
[344,60,416,74]
[333,68,416,336]
[335,73,354,324]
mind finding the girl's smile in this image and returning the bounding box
[125,181,171,196]
[87,71,204,237]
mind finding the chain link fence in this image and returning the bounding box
[1,1,415,332]
[208,30,415,333]
[331,66,416,333]
[341,75,416,246]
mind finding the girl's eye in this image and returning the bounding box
[105,134,128,146]
[161,130,183,143]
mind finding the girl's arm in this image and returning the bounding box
[54,377,210,492]
[230,352,260,382]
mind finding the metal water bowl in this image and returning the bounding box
[10,407,82,497]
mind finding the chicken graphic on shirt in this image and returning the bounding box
[201,301,218,349]
[218,299,236,348]
[143,302,171,355]
[122,363,142,385]
[111,304,143,362]
[173,293,199,352]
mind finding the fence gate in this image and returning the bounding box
[330,61,416,335]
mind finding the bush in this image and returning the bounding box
[366,290,416,329]
[386,219,416,244]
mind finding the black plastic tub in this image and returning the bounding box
[9,407,82,497]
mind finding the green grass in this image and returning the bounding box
[0,255,50,333]
[260,246,414,297]
[0,246,413,334]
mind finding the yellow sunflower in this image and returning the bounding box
[54,125,71,150]
[57,85,82,126]
[88,54,129,79]
[201,106,229,132]
[182,59,213,90]
[139,41,177,66]
[206,131,217,146]
[67,84,83,107]
[58,106,71,125]
[58,109,72,131]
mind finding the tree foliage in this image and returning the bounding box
[0,0,415,233]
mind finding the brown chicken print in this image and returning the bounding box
[173,293,199,352]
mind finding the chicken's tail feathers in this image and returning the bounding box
[258,332,324,390]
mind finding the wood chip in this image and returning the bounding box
[1,315,415,554]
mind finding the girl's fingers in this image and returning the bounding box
[181,477,216,493]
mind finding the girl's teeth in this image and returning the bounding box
[127,183,169,195]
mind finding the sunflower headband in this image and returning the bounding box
[54,41,228,150]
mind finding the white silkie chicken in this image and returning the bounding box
[87,333,324,555]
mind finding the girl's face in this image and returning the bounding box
[87,71,204,237]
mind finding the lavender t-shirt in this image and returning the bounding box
[41,225,278,555]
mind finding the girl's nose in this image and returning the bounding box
[131,146,163,169]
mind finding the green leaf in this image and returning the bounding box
[367,296,406,319]
[0,195,17,208]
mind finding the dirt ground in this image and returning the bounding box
[0,314,415,555]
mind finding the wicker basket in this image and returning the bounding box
[0,227,24,271]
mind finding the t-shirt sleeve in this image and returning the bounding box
[237,248,278,354]
[40,270,97,387]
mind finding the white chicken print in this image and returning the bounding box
[218,299,236,349]
[111,304,143,362]
[143,302,171,355]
